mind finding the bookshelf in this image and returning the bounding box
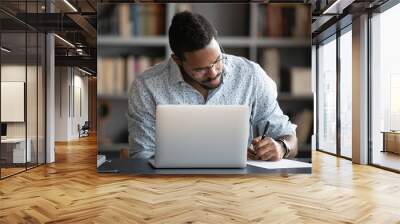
[97,3,313,157]
[98,36,309,48]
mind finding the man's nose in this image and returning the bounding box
[206,65,219,78]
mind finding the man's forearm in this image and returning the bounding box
[278,135,298,159]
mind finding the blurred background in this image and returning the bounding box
[2,0,398,177]
[97,3,312,161]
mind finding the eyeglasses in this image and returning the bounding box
[189,54,227,77]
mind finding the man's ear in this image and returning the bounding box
[171,54,182,66]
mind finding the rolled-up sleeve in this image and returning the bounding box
[126,78,156,158]
[251,64,297,139]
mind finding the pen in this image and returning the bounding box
[261,121,270,140]
[250,121,270,159]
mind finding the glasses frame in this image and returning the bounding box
[181,44,227,77]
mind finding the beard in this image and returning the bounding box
[201,73,223,89]
[179,65,224,90]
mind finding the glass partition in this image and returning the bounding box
[317,36,337,155]
[339,27,352,158]
[371,3,400,171]
[27,30,38,169]
[38,32,46,165]
[0,0,46,179]
[1,30,28,177]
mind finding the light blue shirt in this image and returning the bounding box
[127,54,296,158]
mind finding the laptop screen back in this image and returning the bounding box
[155,105,249,168]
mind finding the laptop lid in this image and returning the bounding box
[154,105,249,168]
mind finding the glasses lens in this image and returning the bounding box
[193,57,225,76]
[215,58,224,70]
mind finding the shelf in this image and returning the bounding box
[98,36,168,47]
[278,94,313,101]
[255,38,310,48]
[98,35,310,48]
[98,94,128,100]
[220,37,309,47]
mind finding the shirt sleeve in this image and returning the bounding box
[126,78,156,159]
[250,63,297,139]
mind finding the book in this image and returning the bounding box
[265,5,283,37]
[294,5,311,38]
[261,49,280,89]
[258,5,310,38]
[290,67,312,96]
[114,58,125,95]
[98,56,165,97]
[119,4,131,38]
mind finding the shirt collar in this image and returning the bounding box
[169,57,185,84]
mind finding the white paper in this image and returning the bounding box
[247,159,312,169]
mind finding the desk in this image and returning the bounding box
[1,138,31,163]
[382,131,400,154]
[97,159,312,175]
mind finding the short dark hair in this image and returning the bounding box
[168,11,217,60]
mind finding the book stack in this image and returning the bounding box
[119,4,165,37]
[261,49,281,89]
[98,4,119,35]
[98,56,164,96]
[98,4,165,37]
[290,67,312,96]
[258,5,310,38]
[260,48,311,96]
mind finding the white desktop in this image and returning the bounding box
[1,123,31,163]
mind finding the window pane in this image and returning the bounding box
[318,37,337,154]
[27,31,38,169]
[1,31,28,177]
[371,3,400,171]
[38,32,45,165]
[340,29,352,158]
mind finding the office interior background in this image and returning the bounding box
[0,0,399,177]
[0,0,400,223]
[0,0,97,179]
[96,3,313,163]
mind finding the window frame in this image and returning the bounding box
[314,15,353,160]
[368,0,400,173]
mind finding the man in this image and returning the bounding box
[127,11,298,161]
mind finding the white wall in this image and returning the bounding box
[1,65,35,138]
[55,67,89,141]
[55,67,69,141]
[2,64,46,163]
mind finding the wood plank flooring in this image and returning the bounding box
[1,135,400,223]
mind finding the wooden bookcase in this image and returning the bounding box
[97,3,312,158]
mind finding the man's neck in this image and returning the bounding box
[182,74,209,100]
[179,66,209,99]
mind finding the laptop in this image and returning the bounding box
[149,105,250,168]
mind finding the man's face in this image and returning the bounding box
[178,39,224,90]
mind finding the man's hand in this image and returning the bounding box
[247,136,285,161]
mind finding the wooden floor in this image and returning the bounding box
[1,167,26,178]
[372,151,400,171]
[1,135,400,223]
